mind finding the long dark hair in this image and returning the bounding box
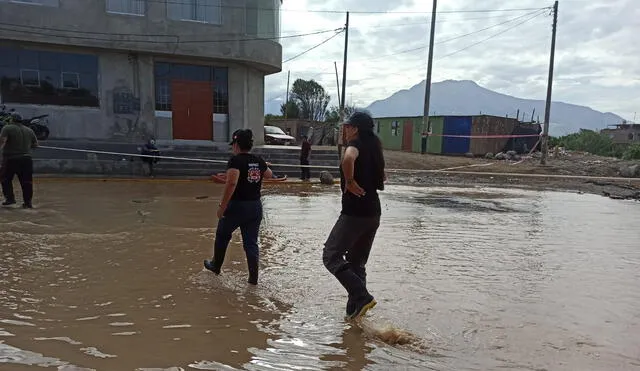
[358,126,386,191]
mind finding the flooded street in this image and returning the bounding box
[1,180,639,371]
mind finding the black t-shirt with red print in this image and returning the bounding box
[227,153,268,201]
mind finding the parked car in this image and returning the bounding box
[264,125,295,145]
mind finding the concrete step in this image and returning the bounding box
[34,158,340,178]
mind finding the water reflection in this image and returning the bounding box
[0,182,639,370]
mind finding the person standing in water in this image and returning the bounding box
[323,111,386,320]
[0,113,38,208]
[204,129,273,285]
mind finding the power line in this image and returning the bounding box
[283,29,345,63]
[265,65,336,103]
[0,10,550,39]
[351,11,548,81]
[435,10,547,61]
[98,0,551,15]
[348,9,546,65]
[0,25,342,44]
[434,9,545,45]
[352,12,553,29]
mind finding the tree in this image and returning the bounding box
[290,79,330,121]
[325,104,363,123]
[264,114,283,125]
[280,100,300,119]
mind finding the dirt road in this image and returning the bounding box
[380,150,640,201]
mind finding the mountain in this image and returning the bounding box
[365,80,625,136]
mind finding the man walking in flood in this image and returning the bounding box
[300,135,311,181]
[0,113,38,208]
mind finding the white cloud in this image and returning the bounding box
[266,0,640,120]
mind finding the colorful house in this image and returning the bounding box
[374,115,541,156]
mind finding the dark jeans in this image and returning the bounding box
[142,158,157,176]
[323,214,381,300]
[211,200,263,284]
[300,158,310,180]
[1,156,33,205]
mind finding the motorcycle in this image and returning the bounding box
[0,106,50,141]
[25,114,50,141]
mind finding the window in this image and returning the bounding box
[375,121,380,133]
[154,62,228,114]
[167,0,221,24]
[20,69,40,87]
[61,72,79,89]
[265,126,286,135]
[391,121,399,136]
[106,0,145,15]
[0,46,99,107]
[246,0,281,38]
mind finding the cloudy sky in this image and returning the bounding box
[265,0,639,121]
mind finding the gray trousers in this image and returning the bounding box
[323,214,380,298]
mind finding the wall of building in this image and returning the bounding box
[0,0,282,73]
[601,126,640,145]
[373,115,539,155]
[0,42,265,143]
[0,43,156,140]
[374,117,406,151]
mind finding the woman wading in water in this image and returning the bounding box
[323,111,386,319]
[204,129,273,285]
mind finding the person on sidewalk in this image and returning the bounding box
[139,139,160,177]
[323,111,386,320]
[0,113,38,208]
[300,135,312,181]
[204,129,273,285]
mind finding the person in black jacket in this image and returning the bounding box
[139,139,160,177]
[323,111,387,320]
[204,129,273,285]
[300,135,311,180]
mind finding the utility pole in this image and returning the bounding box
[338,12,349,159]
[284,70,290,119]
[334,61,341,104]
[540,0,558,165]
[421,0,437,154]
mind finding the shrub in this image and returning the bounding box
[622,143,640,160]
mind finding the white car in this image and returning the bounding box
[264,125,295,145]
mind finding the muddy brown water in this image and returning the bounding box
[1,181,639,371]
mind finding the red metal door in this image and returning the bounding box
[171,81,191,140]
[402,121,413,152]
[171,80,214,140]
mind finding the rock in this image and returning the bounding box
[495,152,506,160]
[465,152,474,158]
[319,171,334,185]
[512,154,522,162]
[485,152,494,159]
[531,152,542,159]
[506,150,517,157]
[619,164,640,178]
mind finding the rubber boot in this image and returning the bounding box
[247,256,259,285]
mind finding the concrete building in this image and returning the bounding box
[0,0,282,144]
[601,122,640,146]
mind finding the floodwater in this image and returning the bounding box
[1,181,639,371]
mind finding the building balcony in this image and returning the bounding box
[0,0,283,74]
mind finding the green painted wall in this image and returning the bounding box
[374,117,407,151]
[426,116,443,154]
[374,116,444,154]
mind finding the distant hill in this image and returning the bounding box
[365,80,625,136]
